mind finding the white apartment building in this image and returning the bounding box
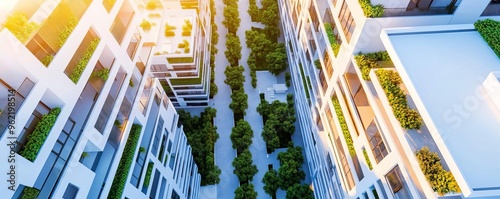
[278,0,500,198]
[0,0,200,198]
[148,0,212,108]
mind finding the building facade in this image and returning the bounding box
[148,0,212,108]
[278,0,500,198]
[0,0,201,198]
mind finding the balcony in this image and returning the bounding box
[382,6,455,17]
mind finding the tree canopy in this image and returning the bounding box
[262,169,279,197]
[232,149,258,183]
[224,65,245,91]
[230,89,248,115]
[230,120,253,152]
[286,184,314,199]
[235,183,258,199]
[225,33,242,66]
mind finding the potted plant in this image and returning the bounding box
[139,147,146,153]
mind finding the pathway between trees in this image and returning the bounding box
[212,0,239,198]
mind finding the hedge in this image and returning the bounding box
[167,57,194,63]
[416,147,461,196]
[57,17,78,48]
[143,162,154,188]
[354,51,391,80]
[19,107,61,162]
[332,97,356,156]
[21,187,40,199]
[363,149,373,170]
[140,20,152,31]
[324,23,340,56]
[475,19,500,59]
[108,124,142,199]
[359,0,385,18]
[375,70,422,129]
[69,38,100,83]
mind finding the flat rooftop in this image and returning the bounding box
[382,25,500,194]
[142,7,196,56]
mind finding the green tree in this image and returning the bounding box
[256,99,270,117]
[230,120,253,152]
[232,149,258,182]
[222,5,240,34]
[262,121,280,152]
[225,33,242,66]
[235,183,258,199]
[277,146,305,190]
[266,43,288,75]
[286,184,314,199]
[3,13,38,43]
[224,65,245,91]
[262,169,279,197]
[230,89,248,115]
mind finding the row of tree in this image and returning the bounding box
[209,0,218,98]
[223,0,256,198]
[257,94,297,152]
[245,0,288,87]
[177,108,221,185]
[262,145,314,199]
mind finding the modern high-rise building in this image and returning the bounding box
[0,0,202,198]
[148,0,212,108]
[278,0,500,198]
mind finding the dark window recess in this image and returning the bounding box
[385,166,412,198]
[62,184,79,199]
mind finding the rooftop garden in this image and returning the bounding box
[475,19,500,59]
[324,23,340,56]
[359,0,385,18]
[166,57,193,63]
[108,124,142,199]
[416,147,461,196]
[354,51,392,80]
[19,107,61,162]
[332,97,356,157]
[375,69,423,130]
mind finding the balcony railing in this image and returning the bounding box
[382,6,455,17]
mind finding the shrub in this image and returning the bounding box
[359,0,385,17]
[184,46,190,53]
[41,54,54,67]
[363,149,373,170]
[140,20,152,31]
[108,124,142,199]
[475,19,500,59]
[143,162,154,187]
[21,187,40,199]
[324,23,340,56]
[92,68,110,81]
[314,59,321,69]
[250,71,257,88]
[148,13,161,18]
[129,79,134,87]
[375,70,423,130]
[164,23,176,37]
[146,1,159,10]
[69,38,100,83]
[332,97,356,156]
[182,31,191,36]
[416,147,461,196]
[3,13,38,43]
[354,51,391,80]
[57,17,78,48]
[19,107,61,161]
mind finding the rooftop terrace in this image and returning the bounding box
[381,24,500,197]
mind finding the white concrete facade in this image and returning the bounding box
[278,0,500,198]
[149,0,212,108]
[0,0,200,198]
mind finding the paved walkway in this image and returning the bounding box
[199,0,312,198]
